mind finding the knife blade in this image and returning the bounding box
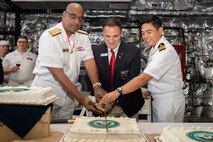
[104,111,108,137]
[50,118,75,123]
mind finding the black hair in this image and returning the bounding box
[17,35,28,42]
[102,17,122,30]
[141,15,162,29]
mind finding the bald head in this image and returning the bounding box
[62,3,84,36]
[66,3,84,14]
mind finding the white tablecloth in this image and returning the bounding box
[51,122,212,134]
[12,122,212,142]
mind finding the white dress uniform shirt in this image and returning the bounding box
[107,42,120,63]
[144,36,185,122]
[31,22,94,119]
[3,50,37,86]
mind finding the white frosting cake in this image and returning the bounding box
[0,86,57,105]
[158,127,213,142]
[61,117,147,142]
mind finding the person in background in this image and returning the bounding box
[3,35,37,87]
[92,17,144,119]
[0,40,9,85]
[0,40,9,60]
[31,3,104,120]
[102,15,185,122]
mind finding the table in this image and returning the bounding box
[12,122,213,142]
[51,122,212,134]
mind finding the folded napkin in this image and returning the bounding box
[0,104,52,138]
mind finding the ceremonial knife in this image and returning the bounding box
[104,111,109,136]
[101,103,109,136]
[94,102,109,135]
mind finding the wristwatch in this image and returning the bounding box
[92,82,102,88]
[116,87,123,96]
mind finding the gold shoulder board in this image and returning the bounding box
[77,29,88,35]
[48,28,62,36]
[158,43,166,52]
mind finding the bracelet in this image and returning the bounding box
[92,82,102,88]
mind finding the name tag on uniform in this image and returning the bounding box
[100,53,108,57]
[63,48,69,52]
[63,48,73,53]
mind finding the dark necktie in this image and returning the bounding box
[109,49,115,91]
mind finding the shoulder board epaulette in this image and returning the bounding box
[48,28,61,36]
[77,29,88,35]
[158,43,166,52]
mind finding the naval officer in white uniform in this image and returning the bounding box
[3,35,37,87]
[102,15,185,122]
[31,3,104,119]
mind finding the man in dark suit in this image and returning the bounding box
[92,18,144,118]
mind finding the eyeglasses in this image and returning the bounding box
[17,41,27,44]
[65,11,84,22]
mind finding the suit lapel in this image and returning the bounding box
[100,44,109,68]
[114,42,125,76]
[101,44,110,85]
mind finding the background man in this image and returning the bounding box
[3,36,37,87]
[0,40,9,60]
[0,40,9,85]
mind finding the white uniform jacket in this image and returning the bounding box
[3,50,37,86]
[143,36,185,122]
[144,36,183,94]
[32,22,94,106]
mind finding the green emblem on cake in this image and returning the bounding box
[186,131,213,142]
[0,88,30,93]
[88,119,120,129]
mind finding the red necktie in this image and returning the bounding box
[109,49,115,91]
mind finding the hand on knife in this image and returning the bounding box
[94,101,114,113]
